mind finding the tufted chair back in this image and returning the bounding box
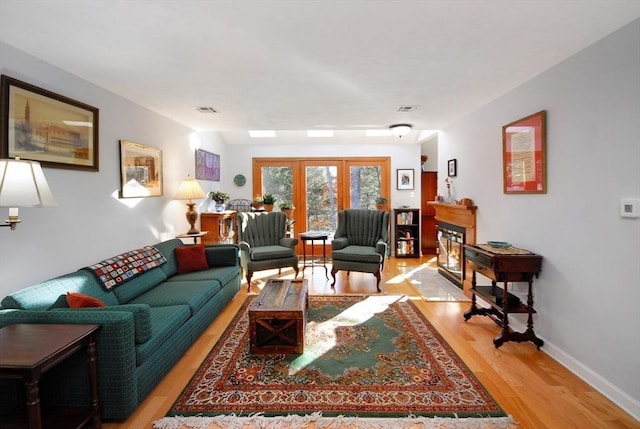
[335,209,389,247]
[238,211,288,247]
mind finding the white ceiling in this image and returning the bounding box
[1,0,639,145]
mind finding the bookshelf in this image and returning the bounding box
[393,208,420,258]
[200,211,237,244]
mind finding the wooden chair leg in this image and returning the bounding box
[330,266,338,288]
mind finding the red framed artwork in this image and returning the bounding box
[502,110,546,194]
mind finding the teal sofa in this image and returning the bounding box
[0,238,241,420]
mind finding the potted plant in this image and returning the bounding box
[375,196,388,210]
[208,191,229,212]
[279,201,295,218]
[262,194,276,211]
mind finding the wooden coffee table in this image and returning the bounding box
[248,279,308,354]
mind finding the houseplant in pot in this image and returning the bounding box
[262,194,276,211]
[375,197,388,210]
[208,191,229,212]
[279,201,295,218]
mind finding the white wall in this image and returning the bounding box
[200,138,423,209]
[0,41,210,292]
[438,19,640,418]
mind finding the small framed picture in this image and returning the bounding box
[396,168,414,190]
[119,140,163,198]
[448,159,457,177]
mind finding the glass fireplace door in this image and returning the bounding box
[436,222,465,287]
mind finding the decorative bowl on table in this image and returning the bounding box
[487,241,511,248]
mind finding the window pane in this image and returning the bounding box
[305,166,338,232]
[349,165,382,209]
[261,166,293,205]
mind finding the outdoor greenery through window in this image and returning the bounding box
[254,157,390,241]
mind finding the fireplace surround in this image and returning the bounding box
[427,202,477,291]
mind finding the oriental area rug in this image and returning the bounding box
[154,295,514,429]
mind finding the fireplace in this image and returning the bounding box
[437,222,465,288]
[427,201,477,291]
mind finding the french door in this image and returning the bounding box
[253,157,390,248]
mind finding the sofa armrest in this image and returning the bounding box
[0,308,139,413]
[205,244,240,267]
[51,304,152,344]
[279,237,298,249]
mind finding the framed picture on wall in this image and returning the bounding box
[0,75,99,171]
[502,110,547,194]
[195,148,220,181]
[448,159,457,177]
[119,140,163,198]
[397,168,414,190]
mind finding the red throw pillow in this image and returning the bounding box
[66,291,105,308]
[175,244,209,274]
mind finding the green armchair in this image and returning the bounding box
[330,209,390,291]
[237,211,299,290]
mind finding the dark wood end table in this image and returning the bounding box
[299,231,329,279]
[0,323,101,429]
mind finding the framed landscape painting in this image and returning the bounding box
[119,140,163,198]
[0,75,99,171]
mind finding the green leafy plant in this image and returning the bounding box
[375,197,388,204]
[279,201,295,210]
[208,191,229,202]
[262,194,276,204]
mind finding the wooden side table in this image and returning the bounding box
[299,231,329,279]
[176,231,208,244]
[0,323,101,429]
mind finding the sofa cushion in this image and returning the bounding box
[111,268,168,304]
[175,244,209,274]
[1,270,119,310]
[250,245,295,261]
[134,305,190,366]
[66,292,106,308]
[128,280,220,315]
[167,266,239,288]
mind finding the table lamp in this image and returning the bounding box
[175,176,205,234]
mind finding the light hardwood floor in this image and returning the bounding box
[103,257,639,429]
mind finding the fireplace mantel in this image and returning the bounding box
[427,202,477,290]
[427,202,477,232]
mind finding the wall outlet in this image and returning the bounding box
[620,198,639,218]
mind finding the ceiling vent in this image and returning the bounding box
[396,105,418,113]
[195,106,217,114]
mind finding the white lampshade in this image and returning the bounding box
[175,177,205,201]
[0,158,57,208]
[389,124,412,137]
